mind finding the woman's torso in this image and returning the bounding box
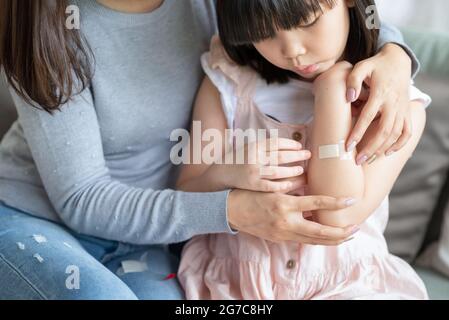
[0,0,218,221]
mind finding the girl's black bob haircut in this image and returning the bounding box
[216,0,379,84]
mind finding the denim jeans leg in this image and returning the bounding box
[0,203,137,300]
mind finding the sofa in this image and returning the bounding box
[1,30,448,299]
[385,29,449,300]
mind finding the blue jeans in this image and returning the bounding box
[0,202,184,300]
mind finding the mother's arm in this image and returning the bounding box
[377,22,420,78]
[9,85,234,245]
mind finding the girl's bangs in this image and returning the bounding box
[219,0,336,45]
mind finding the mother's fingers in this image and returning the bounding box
[346,61,373,102]
[263,138,302,151]
[283,211,358,241]
[346,94,382,152]
[356,109,396,165]
[294,218,359,241]
[385,112,413,156]
[267,150,311,165]
[377,114,404,156]
[289,195,356,212]
[357,85,370,101]
[261,166,304,180]
[257,175,307,194]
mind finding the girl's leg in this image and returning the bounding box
[0,203,137,300]
[103,245,185,300]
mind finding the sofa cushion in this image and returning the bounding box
[385,74,449,262]
[384,30,449,262]
[414,266,449,300]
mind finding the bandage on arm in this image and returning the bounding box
[318,140,353,160]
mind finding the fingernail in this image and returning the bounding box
[386,150,394,157]
[347,140,357,152]
[346,88,356,103]
[356,154,368,166]
[345,198,357,207]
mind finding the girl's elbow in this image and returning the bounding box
[314,201,369,228]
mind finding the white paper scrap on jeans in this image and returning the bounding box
[121,260,149,274]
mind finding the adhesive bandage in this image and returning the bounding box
[318,140,353,160]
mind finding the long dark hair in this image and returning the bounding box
[0,0,93,113]
[217,0,379,84]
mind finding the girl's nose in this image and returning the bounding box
[279,34,306,66]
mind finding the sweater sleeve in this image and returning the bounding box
[378,22,421,79]
[9,86,235,245]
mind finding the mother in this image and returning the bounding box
[0,0,419,299]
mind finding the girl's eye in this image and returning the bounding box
[301,16,321,28]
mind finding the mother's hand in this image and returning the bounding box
[227,189,359,245]
[345,43,413,165]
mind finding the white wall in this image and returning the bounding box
[376,0,449,35]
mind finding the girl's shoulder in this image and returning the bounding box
[207,36,232,66]
[202,35,257,94]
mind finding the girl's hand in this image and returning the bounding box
[209,138,311,193]
[345,43,413,164]
[227,189,360,245]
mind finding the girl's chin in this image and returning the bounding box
[296,71,318,78]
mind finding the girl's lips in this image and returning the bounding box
[295,64,319,74]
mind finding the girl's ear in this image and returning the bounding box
[345,0,356,8]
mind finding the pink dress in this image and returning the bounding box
[177,36,430,300]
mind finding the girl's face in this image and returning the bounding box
[253,0,354,81]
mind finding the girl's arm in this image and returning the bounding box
[308,61,427,228]
[176,76,229,192]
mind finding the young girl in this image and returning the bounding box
[176,0,431,299]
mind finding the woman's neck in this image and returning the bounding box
[96,0,164,13]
